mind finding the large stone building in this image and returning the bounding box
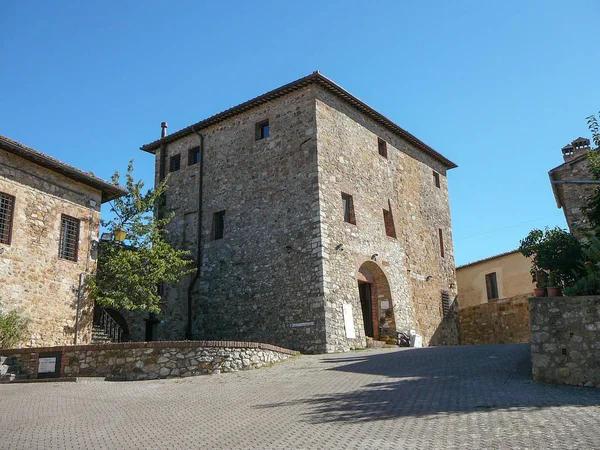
[137,72,459,353]
[549,137,598,238]
[0,135,126,347]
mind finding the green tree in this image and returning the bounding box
[89,161,193,313]
[580,112,600,231]
[518,226,583,287]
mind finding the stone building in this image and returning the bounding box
[0,135,126,347]
[549,137,598,238]
[138,72,459,353]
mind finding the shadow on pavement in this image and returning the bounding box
[255,344,600,423]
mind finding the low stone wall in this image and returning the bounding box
[530,296,600,388]
[459,294,530,345]
[1,340,297,381]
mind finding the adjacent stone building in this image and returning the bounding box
[137,72,459,353]
[549,137,598,238]
[0,135,126,347]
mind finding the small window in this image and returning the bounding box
[169,154,181,172]
[441,290,451,317]
[341,193,356,225]
[213,210,226,240]
[439,228,445,258]
[433,171,440,188]
[59,215,80,261]
[378,138,387,158]
[188,147,200,166]
[256,120,270,140]
[0,192,15,245]
[383,208,396,238]
[485,272,499,300]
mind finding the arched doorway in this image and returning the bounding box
[357,261,396,341]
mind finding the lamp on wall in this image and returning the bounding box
[335,244,344,251]
[114,228,127,243]
[426,275,433,281]
[371,254,378,261]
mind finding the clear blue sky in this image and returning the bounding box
[2,1,598,266]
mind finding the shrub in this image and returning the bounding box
[0,301,30,349]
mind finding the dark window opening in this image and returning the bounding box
[378,138,387,158]
[383,208,396,238]
[213,210,226,240]
[256,120,270,140]
[59,215,80,261]
[485,272,499,300]
[433,171,440,188]
[341,193,356,224]
[169,154,181,172]
[441,290,451,317]
[0,192,15,245]
[188,147,200,166]
[439,228,445,258]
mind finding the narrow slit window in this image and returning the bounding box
[433,171,440,188]
[341,193,356,224]
[383,208,396,238]
[485,272,499,300]
[439,228,445,258]
[59,215,80,261]
[169,154,181,172]
[213,210,226,240]
[378,138,387,158]
[0,192,15,245]
[188,147,200,166]
[256,120,270,140]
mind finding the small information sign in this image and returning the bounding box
[38,357,57,374]
[290,322,314,328]
[37,351,62,379]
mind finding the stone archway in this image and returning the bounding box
[357,261,396,341]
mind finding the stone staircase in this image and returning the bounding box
[0,356,27,383]
[366,337,388,349]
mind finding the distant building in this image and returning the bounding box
[134,72,460,353]
[0,135,126,347]
[456,250,534,309]
[549,137,598,238]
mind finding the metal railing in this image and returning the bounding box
[93,307,123,343]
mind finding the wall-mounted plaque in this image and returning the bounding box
[343,303,356,339]
[380,300,390,310]
[37,352,62,379]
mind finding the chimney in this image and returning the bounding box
[161,122,168,138]
[562,137,590,162]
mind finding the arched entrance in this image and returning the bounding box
[357,261,396,341]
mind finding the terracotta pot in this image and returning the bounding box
[533,287,547,297]
[547,286,562,297]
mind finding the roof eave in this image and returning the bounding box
[141,72,458,170]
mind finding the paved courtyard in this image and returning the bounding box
[2,344,600,449]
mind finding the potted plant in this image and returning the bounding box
[546,272,562,297]
[532,269,547,297]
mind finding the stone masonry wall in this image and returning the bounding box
[0,149,101,347]
[530,296,600,388]
[552,156,596,238]
[315,90,458,351]
[460,294,530,345]
[148,87,326,352]
[2,341,296,381]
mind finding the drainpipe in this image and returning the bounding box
[186,126,205,339]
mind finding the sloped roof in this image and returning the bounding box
[0,134,127,203]
[140,71,458,170]
[456,249,522,270]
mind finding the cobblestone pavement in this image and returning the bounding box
[2,344,600,449]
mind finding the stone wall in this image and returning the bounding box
[1,340,296,381]
[148,86,325,352]
[459,294,530,345]
[530,296,600,388]
[315,89,458,351]
[0,149,102,347]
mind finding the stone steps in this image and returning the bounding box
[91,326,115,344]
[366,338,388,349]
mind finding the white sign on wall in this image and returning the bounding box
[343,303,356,339]
[380,300,390,310]
[38,357,57,374]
